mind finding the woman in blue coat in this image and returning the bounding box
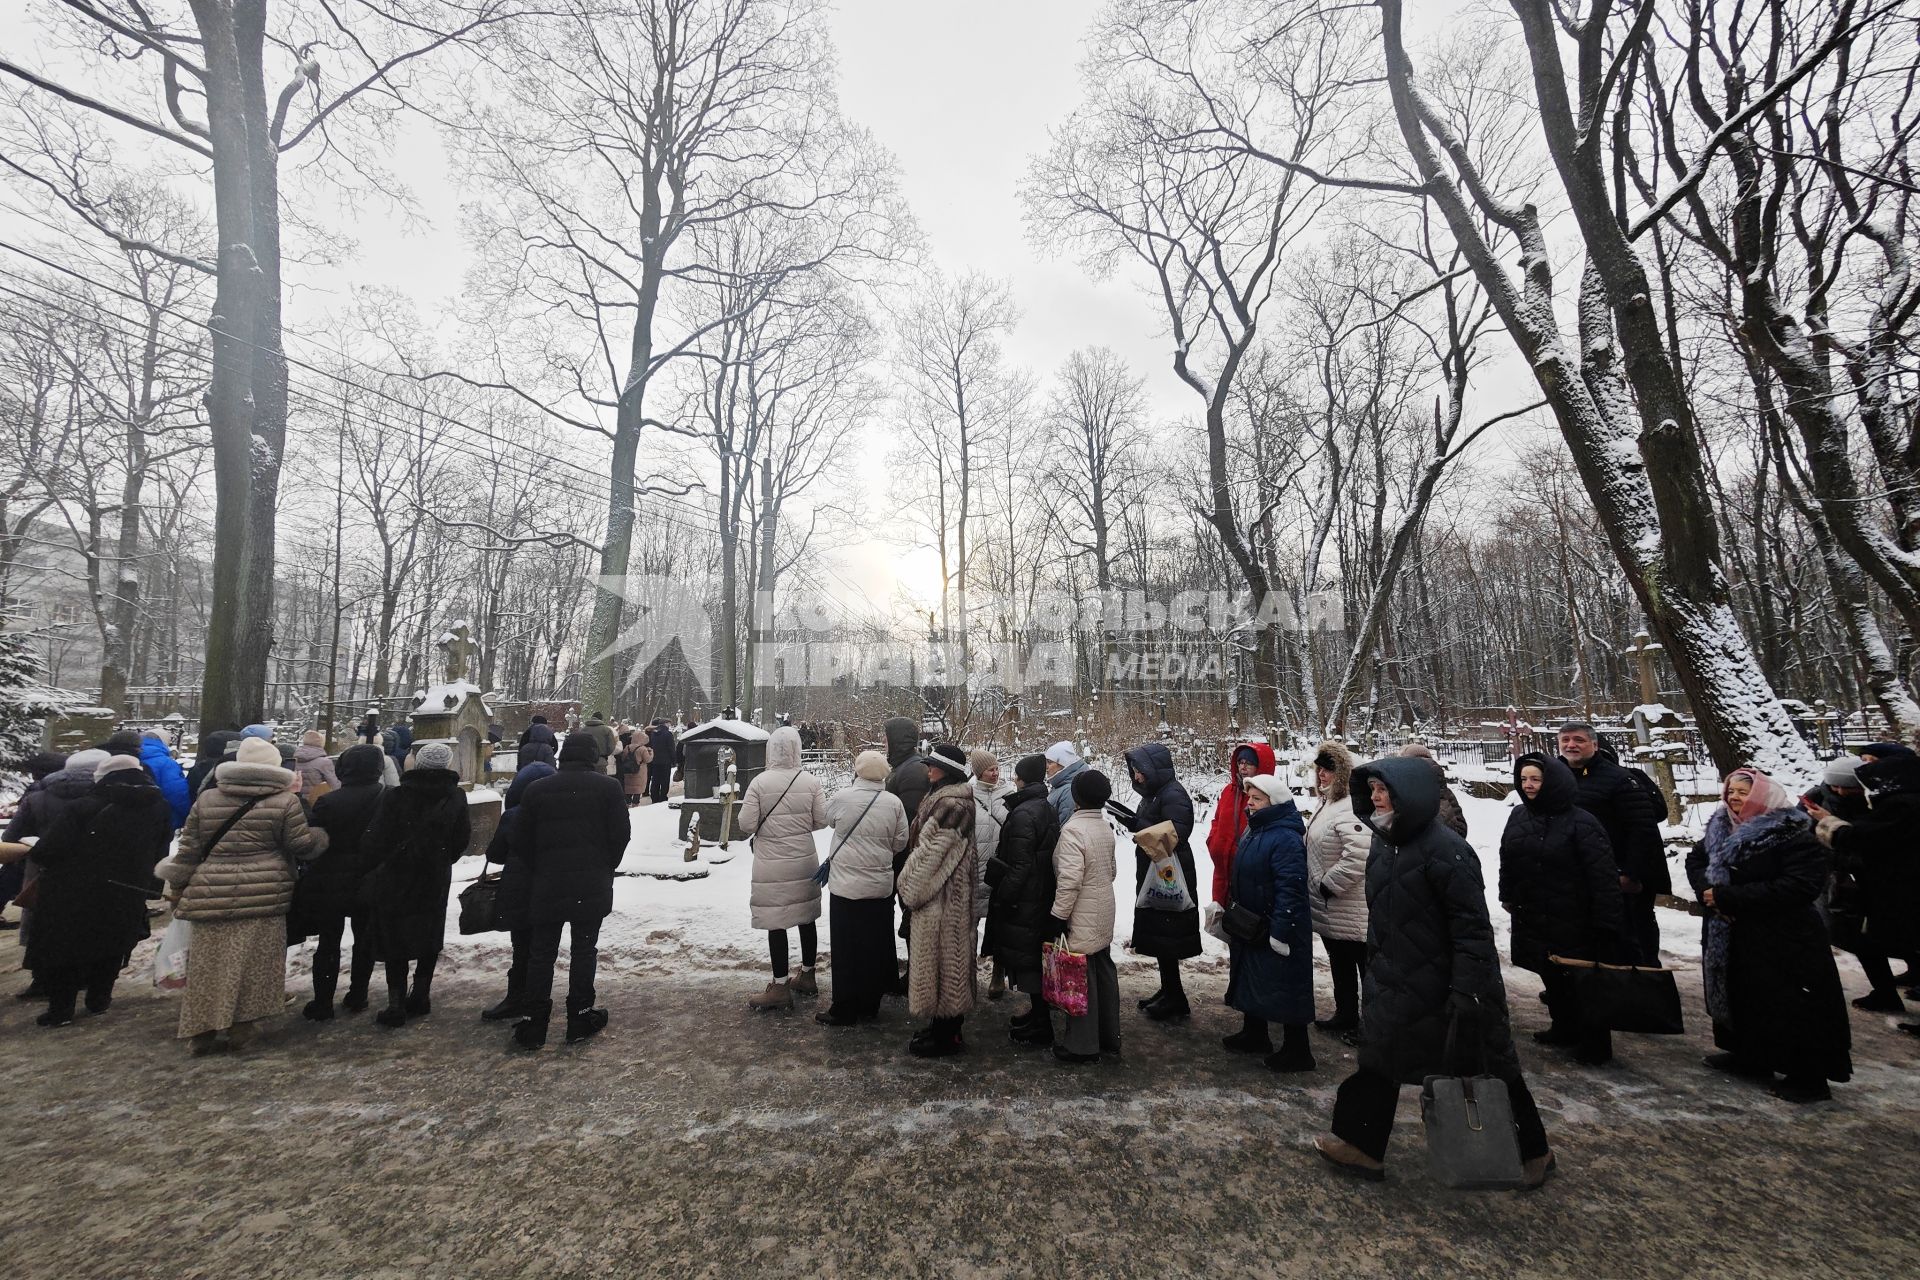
[1223,774,1315,1072]
[138,732,192,830]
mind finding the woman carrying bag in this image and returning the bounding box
[1221,773,1314,1073]
[738,726,828,1011]
[818,750,910,1026]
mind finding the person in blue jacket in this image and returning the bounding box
[1222,773,1315,1072]
[137,732,192,830]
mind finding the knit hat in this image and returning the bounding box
[62,748,108,778]
[968,749,999,778]
[235,736,281,766]
[302,729,326,748]
[1399,742,1434,759]
[95,754,145,781]
[1045,740,1082,768]
[922,742,969,782]
[240,723,274,741]
[103,729,143,755]
[1243,774,1290,806]
[336,744,387,785]
[1014,753,1047,787]
[1823,755,1865,788]
[415,741,454,771]
[854,749,890,782]
[559,733,600,765]
[1070,767,1112,810]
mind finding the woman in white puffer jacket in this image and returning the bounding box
[1304,739,1370,1037]
[738,726,828,1011]
[819,750,910,1026]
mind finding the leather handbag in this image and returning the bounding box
[1222,901,1265,943]
[457,867,502,935]
[1420,1010,1524,1190]
[1549,954,1685,1035]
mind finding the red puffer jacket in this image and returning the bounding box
[1206,741,1276,905]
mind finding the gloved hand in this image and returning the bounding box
[1268,936,1290,957]
[1045,916,1071,940]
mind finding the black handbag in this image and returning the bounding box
[1549,954,1685,1035]
[1222,901,1265,943]
[457,868,502,935]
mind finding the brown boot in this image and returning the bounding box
[1519,1151,1557,1192]
[1312,1132,1385,1182]
[749,980,794,1012]
[788,967,818,998]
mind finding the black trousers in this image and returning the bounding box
[1157,955,1186,997]
[385,953,437,1006]
[1860,947,1901,995]
[41,958,122,1019]
[1332,1065,1550,1163]
[768,923,818,978]
[527,916,603,1013]
[311,912,374,1002]
[827,896,892,1019]
[1541,964,1613,1061]
[1323,937,1366,1021]
[1623,890,1661,964]
[649,767,671,804]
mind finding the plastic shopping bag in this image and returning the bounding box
[152,917,192,992]
[1135,853,1196,913]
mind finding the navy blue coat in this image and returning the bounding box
[1124,742,1200,960]
[1224,799,1313,1025]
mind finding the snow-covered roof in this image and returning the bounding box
[680,718,769,743]
[413,681,485,712]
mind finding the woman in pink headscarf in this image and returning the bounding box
[1685,765,1850,1103]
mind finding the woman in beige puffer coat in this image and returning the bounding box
[738,726,828,1010]
[1303,739,1370,1035]
[1049,768,1120,1064]
[898,747,978,1056]
[157,736,327,1053]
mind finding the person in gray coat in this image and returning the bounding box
[1043,741,1086,828]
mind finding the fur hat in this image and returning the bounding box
[1045,740,1082,768]
[922,742,969,782]
[1312,739,1355,802]
[95,753,145,781]
[1399,742,1435,759]
[854,749,890,782]
[62,748,109,778]
[1014,753,1047,787]
[1823,755,1865,788]
[302,729,326,749]
[968,749,999,778]
[1243,774,1290,806]
[1071,767,1112,811]
[415,741,454,771]
[235,736,281,766]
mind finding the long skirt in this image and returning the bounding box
[828,894,894,1020]
[177,916,288,1039]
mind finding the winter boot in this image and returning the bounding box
[788,966,818,998]
[1264,1046,1317,1073]
[1851,989,1905,1013]
[1519,1152,1558,1192]
[1313,1014,1358,1035]
[1010,1014,1055,1047]
[1771,1076,1832,1104]
[303,998,336,1021]
[1222,1026,1273,1054]
[1052,1045,1099,1065]
[482,966,526,1022]
[341,986,369,1013]
[375,987,409,1029]
[405,959,436,1017]
[36,1003,75,1029]
[1136,988,1164,1011]
[909,1026,966,1058]
[566,1005,609,1045]
[987,966,1007,1001]
[749,980,795,1012]
[305,967,337,1020]
[513,1002,552,1050]
[1143,993,1191,1022]
[1312,1133,1385,1182]
[1703,1051,1773,1080]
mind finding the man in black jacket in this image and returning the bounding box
[646,719,676,804]
[1558,722,1668,963]
[508,732,630,1048]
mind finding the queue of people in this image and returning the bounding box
[3,714,1915,1189]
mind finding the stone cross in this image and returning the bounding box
[1628,629,1663,706]
[439,622,472,684]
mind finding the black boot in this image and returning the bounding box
[375,983,409,1029]
[305,967,338,1021]
[513,1002,552,1050]
[405,957,436,1017]
[1010,1013,1055,1047]
[1143,992,1191,1021]
[482,977,527,1021]
[565,1002,608,1044]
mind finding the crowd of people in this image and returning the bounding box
[2,713,1915,1187]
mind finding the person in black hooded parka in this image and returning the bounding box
[186,730,238,797]
[21,756,171,1026]
[479,740,556,1023]
[1498,752,1626,1065]
[1122,742,1201,1020]
[508,731,629,1048]
[358,742,470,1028]
[1314,755,1556,1188]
[298,744,389,1019]
[986,753,1060,1045]
[1813,751,1920,1027]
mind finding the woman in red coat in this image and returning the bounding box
[1206,742,1276,906]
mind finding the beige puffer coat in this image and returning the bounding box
[899,780,978,1019]
[738,727,828,931]
[1305,740,1370,942]
[1050,808,1117,954]
[157,761,327,921]
[825,777,910,901]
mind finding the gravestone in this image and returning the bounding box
[407,622,493,787]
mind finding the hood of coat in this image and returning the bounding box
[212,759,295,796]
[137,736,174,766]
[767,725,803,771]
[401,766,462,793]
[1858,753,1920,805]
[1124,742,1177,796]
[1231,741,1277,779]
[1313,739,1355,803]
[294,743,330,766]
[883,716,919,767]
[1513,751,1578,815]
[518,742,555,769]
[1350,755,1442,842]
[42,768,98,800]
[94,767,161,802]
[335,744,387,786]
